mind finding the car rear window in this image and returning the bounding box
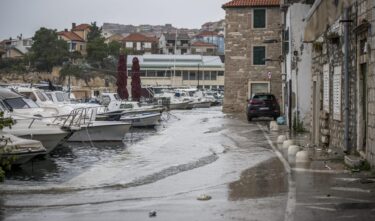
[253,95,274,100]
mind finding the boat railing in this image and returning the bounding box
[59,106,106,128]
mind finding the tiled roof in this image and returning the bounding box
[122,33,157,42]
[222,0,280,8]
[192,41,217,47]
[57,31,85,42]
[72,24,90,31]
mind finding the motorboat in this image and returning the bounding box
[16,88,131,142]
[0,132,46,165]
[100,93,164,114]
[0,88,72,154]
[120,112,161,127]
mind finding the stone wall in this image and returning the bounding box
[366,0,375,165]
[223,7,282,113]
[0,67,117,93]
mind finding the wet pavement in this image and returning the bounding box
[0,107,289,221]
[2,107,375,221]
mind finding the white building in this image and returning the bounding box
[126,54,224,89]
[283,3,313,131]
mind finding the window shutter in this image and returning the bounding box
[253,46,266,65]
[253,9,266,28]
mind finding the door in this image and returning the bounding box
[312,77,320,144]
[360,63,368,151]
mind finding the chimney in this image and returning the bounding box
[64,29,68,32]
[72,23,76,29]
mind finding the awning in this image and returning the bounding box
[304,0,354,42]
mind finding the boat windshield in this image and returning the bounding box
[45,93,53,101]
[55,92,65,102]
[35,91,47,102]
[24,98,40,108]
[4,97,31,109]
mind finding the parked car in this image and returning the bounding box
[246,93,280,121]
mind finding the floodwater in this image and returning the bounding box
[0,107,288,221]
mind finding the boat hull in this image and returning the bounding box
[18,132,70,154]
[169,102,190,110]
[68,121,131,141]
[120,113,161,127]
[193,101,211,108]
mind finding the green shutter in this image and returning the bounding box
[253,9,266,28]
[253,46,266,65]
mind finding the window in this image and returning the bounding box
[144,42,152,49]
[249,82,269,98]
[190,71,196,80]
[283,29,289,54]
[157,71,165,77]
[253,46,266,65]
[218,71,224,76]
[197,71,203,80]
[126,42,133,48]
[253,9,266,28]
[204,71,210,80]
[175,71,181,76]
[211,72,217,80]
[147,70,156,77]
[136,42,141,50]
[183,71,189,80]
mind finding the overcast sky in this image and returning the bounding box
[0,0,228,40]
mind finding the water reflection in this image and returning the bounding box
[228,157,287,200]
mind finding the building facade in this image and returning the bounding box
[159,33,191,55]
[304,0,375,166]
[283,2,313,131]
[126,54,224,89]
[192,31,225,55]
[57,23,90,55]
[191,41,218,56]
[222,0,282,112]
[122,33,158,55]
[0,36,33,59]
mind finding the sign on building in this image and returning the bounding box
[323,64,330,113]
[333,66,342,121]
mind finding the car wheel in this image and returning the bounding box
[247,116,252,122]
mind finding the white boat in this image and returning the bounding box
[0,88,72,154]
[16,88,131,142]
[100,93,164,114]
[67,121,131,141]
[0,132,46,165]
[120,112,161,127]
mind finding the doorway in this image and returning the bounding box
[357,63,368,153]
[312,75,321,144]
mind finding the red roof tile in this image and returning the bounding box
[223,0,280,8]
[72,24,90,31]
[57,31,84,42]
[122,33,157,42]
[192,41,217,47]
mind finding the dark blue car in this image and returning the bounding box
[246,93,280,121]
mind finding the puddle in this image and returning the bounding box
[228,157,287,200]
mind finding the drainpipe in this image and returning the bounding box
[344,8,350,153]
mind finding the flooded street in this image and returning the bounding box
[0,107,289,221]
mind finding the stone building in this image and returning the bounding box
[304,0,375,166]
[282,2,313,131]
[222,0,282,112]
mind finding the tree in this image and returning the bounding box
[108,41,121,57]
[30,27,69,72]
[86,22,108,65]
